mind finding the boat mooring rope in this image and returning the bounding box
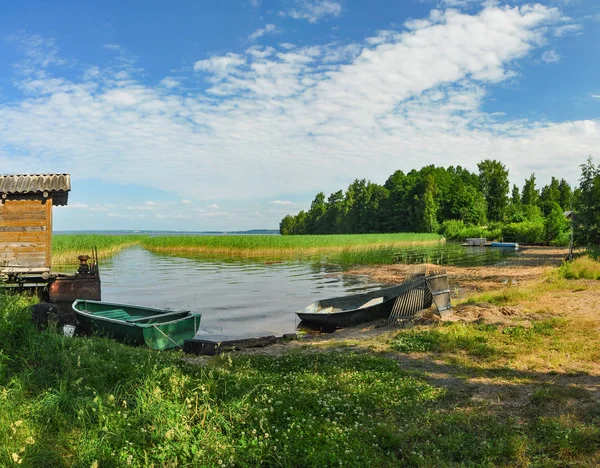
[150,325,183,349]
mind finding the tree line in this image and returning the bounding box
[279,159,596,246]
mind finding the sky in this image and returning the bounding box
[0,0,599,231]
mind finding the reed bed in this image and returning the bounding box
[52,234,144,266]
[141,233,443,260]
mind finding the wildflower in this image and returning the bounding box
[11,453,22,464]
[25,437,35,445]
[90,461,99,468]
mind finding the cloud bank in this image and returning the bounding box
[0,4,597,228]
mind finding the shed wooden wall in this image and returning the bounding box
[0,199,52,270]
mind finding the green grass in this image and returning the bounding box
[52,234,145,265]
[558,256,600,280]
[141,233,443,260]
[2,290,599,466]
[390,319,566,358]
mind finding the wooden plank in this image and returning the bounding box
[0,200,44,209]
[1,260,45,268]
[0,231,46,239]
[0,249,45,254]
[0,219,46,227]
[0,206,46,213]
[0,266,51,273]
[0,226,46,232]
[0,212,47,221]
[0,242,45,249]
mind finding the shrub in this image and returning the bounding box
[501,221,544,243]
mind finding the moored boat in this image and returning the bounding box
[72,299,201,350]
[490,242,519,249]
[295,283,410,328]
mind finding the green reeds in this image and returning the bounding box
[52,234,145,265]
[141,233,443,260]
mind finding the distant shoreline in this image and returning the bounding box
[55,229,280,236]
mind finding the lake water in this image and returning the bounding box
[97,247,388,339]
[64,242,520,340]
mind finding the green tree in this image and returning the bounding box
[279,215,296,235]
[478,159,509,222]
[307,192,327,233]
[558,179,573,211]
[420,176,439,233]
[521,173,539,206]
[511,184,521,205]
[543,202,568,243]
[321,190,345,234]
[574,157,600,246]
[540,177,560,205]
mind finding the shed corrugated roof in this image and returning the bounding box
[0,174,70,193]
[0,174,70,205]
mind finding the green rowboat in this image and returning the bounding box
[72,299,201,350]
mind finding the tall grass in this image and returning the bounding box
[141,233,444,260]
[558,255,600,280]
[52,234,144,266]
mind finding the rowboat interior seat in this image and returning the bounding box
[126,310,191,323]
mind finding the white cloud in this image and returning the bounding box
[249,24,277,42]
[207,204,220,209]
[591,94,600,99]
[64,202,89,209]
[104,43,121,50]
[181,199,192,205]
[270,200,296,205]
[0,4,598,231]
[160,77,179,88]
[280,0,342,23]
[541,49,560,63]
[250,0,261,7]
[193,53,246,78]
[554,23,582,36]
[89,204,116,212]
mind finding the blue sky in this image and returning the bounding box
[0,0,599,231]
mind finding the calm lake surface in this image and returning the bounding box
[65,242,520,340]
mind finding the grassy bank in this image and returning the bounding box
[141,233,443,260]
[52,234,144,266]
[2,264,600,466]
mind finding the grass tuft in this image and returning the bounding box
[558,256,600,280]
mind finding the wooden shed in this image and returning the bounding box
[0,174,70,275]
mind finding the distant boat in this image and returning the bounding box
[490,242,519,249]
[72,300,201,350]
[295,283,409,328]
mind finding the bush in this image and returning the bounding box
[438,221,501,241]
[501,221,544,243]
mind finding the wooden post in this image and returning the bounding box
[46,198,53,268]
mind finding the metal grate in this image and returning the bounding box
[387,266,452,325]
[426,269,452,319]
